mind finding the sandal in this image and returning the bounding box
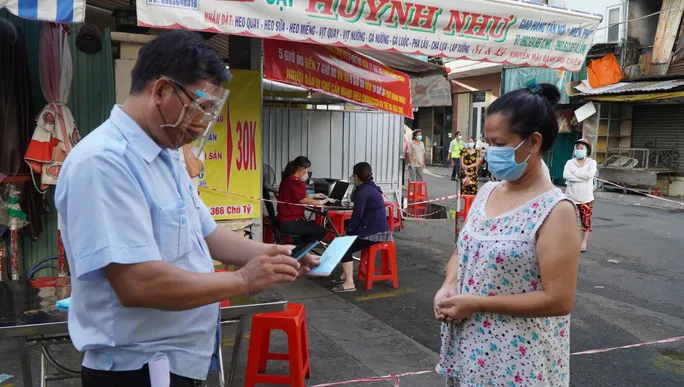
[330,276,345,285]
[331,284,356,293]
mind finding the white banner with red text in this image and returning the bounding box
[137,0,602,72]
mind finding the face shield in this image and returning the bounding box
[161,78,230,153]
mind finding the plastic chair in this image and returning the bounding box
[407,182,428,204]
[357,242,399,290]
[455,195,476,236]
[244,303,311,387]
[327,211,353,236]
[385,202,402,232]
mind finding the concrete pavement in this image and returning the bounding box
[1,167,683,387]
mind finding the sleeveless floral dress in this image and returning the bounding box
[437,182,572,387]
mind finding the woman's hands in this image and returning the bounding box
[434,289,481,324]
[434,287,457,320]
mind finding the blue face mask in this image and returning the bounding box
[416,135,423,141]
[574,149,586,159]
[487,140,531,182]
[465,143,474,149]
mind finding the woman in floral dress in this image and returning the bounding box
[433,83,581,387]
[459,137,482,195]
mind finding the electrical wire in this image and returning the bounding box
[594,2,684,32]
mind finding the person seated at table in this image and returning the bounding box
[277,156,334,244]
[331,162,393,293]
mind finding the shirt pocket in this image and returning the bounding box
[154,198,192,262]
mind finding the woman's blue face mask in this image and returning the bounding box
[574,149,587,159]
[486,139,531,181]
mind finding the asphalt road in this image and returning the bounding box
[314,179,684,386]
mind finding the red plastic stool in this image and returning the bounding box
[385,203,402,232]
[407,203,428,217]
[455,195,476,236]
[357,242,399,290]
[407,182,428,204]
[327,211,352,236]
[245,303,311,387]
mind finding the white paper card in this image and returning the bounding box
[574,101,596,123]
[148,354,170,387]
[307,236,358,277]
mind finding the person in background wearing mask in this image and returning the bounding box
[448,131,465,181]
[478,138,490,178]
[459,137,482,195]
[401,133,409,186]
[434,83,580,387]
[277,156,333,244]
[330,162,392,293]
[475,136,484,151]
[408,129,426,182]
[563,139,597,253]
[54,31,319,387]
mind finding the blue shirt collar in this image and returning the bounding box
[111,105,162,163]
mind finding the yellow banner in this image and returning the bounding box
[198,70,261,220]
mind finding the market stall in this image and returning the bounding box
[1,2,115,281]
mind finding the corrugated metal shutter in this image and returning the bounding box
[263,108,403,200]
[13,23,116,277]
[543,132,582,184]
[632,105,684,172]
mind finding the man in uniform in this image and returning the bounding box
[448,131,465,181]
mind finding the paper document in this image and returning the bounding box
[148,354,170,387]
[308,236,357,277]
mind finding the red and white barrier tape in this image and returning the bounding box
[308,335,684,387]
[569,335,684,356]
[199,186,461,213]
[595,177,684,207]
[309,370,433,387]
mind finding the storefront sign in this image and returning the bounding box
[199,70,261,220]
[411,74,452,107]
[137,0,601,72]
[264,40,412,117]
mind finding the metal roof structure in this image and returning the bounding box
[569,79,684,97]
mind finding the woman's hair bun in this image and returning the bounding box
[537,83,561,107]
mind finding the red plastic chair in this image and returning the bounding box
[357,242,399,290]
[244,303,311,387]
[327,211,353,236]
[407,182,428,204]
[385,202,402,232]
[455,195,476,235]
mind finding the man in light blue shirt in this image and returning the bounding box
[55,31,318,387]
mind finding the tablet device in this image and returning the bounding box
[308,236,357,277]
[291,240,320,261]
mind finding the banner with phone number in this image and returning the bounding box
[264,39,413,118]
[198,70,261,220]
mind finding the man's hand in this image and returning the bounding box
[437,295,480,323]
[298,253,321,277]
[433,287,457,321]
[283,244,321,277]
[235,245,300,294]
